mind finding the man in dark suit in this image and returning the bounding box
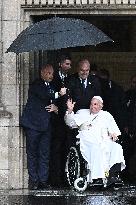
[98,69,129,182]
[126,75,136,138]
[125,75,136,181]
[52,55,72,91]
[49,55,72,187]
[20,64,65,190]
[99,69,127,133]
[66,59,101,112]
[62,59,101,184]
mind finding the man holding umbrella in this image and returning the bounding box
[49,55,72,187]
[52,55,72,91]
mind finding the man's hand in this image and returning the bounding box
[59,87,67,96]
[45,104,58,114]
[111,133,119,141]
[66,99,76,114]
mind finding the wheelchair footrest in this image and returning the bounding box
[89,179,104,187]
[114,181,123,187]
[106,176,123,188]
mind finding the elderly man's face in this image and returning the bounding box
[41,65,54,82]
[78,62,90,79]
[90,98,102,114]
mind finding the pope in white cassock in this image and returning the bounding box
[64,96,126,185]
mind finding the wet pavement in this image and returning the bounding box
[1,185,136,205]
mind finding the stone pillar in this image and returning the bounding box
[0,107,12,189]
[0,0,2,99]
[1,0,24,189]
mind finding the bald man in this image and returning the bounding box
[20,64,65,190]
[66,59,101,112]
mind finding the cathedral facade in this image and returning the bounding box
[0,0,136,189]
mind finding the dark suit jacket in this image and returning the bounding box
[51,70,62,92]
[66,73,102,112]
[20,78,54,131]
[51,69,70,91]
[100,79,127,131]
[51,70,71,118]
[125,89,136,129]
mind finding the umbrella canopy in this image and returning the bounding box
[6,17,113,54]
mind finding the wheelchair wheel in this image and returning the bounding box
[65,146,80,186]
[74,177,87,192]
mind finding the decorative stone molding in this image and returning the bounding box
[21,0,136,7]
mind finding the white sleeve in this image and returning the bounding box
[64,111,78,128]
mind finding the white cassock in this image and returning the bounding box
[64,109,126,181]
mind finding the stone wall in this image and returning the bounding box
[0,0,23,189]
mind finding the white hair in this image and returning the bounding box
[92,96,103,104]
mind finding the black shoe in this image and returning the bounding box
[52,184,62,188]
[93,179,103,185]
[38,181,51,190]
[114,177,123,186]
[28,181,39,190]
[107,176,123,187]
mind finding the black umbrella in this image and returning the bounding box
[6,17,113,54]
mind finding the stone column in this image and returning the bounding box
[0,0,2,98]
[1,0,24,189]
[0,107,12,189]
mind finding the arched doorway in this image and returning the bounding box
[20,12,136,187]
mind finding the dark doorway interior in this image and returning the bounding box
[29,15,136,90]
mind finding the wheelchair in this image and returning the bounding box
[65,138,123,192]
[65,140,87,191]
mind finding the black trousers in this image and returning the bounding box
[109,163,121,177]
[25,127,51,183]
[49,116,78,186]
[49,121,67,185]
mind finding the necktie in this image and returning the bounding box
[46,83,55,103]
[61,76,65,87]
[46,83,50,91]
[61,74,67,87]
[82,79,86,91]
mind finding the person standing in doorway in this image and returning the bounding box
[98,69,129,182]
[126,74,136,139]
[52,55,72,91]
[125,74,136,182]
[66,59,101,112]
[99,69,127,133]
[20,64,66,190]
[64,59,102,171]
[49,55,72,187]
